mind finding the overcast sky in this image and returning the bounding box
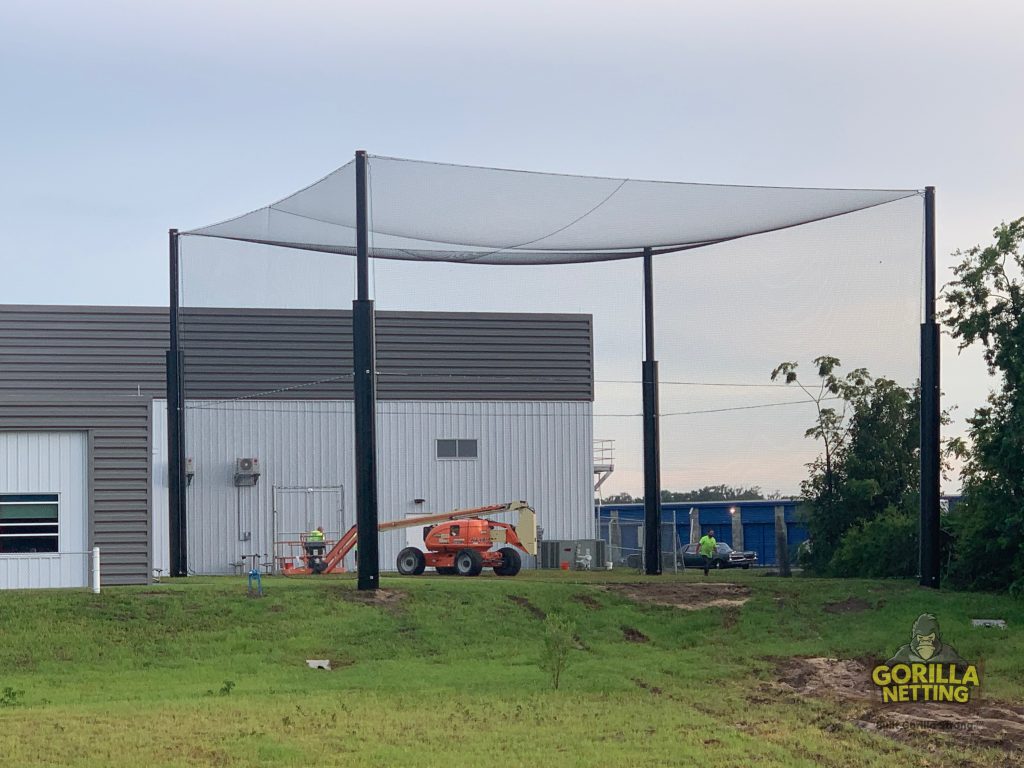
[2,0,1022,495]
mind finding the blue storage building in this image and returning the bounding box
[594,499,808,567]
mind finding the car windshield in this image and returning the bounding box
[716,543,734,554]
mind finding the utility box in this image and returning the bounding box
[540,540,573,569]
[233,457,260,487]
[539,539,607,569]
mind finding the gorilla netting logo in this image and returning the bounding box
[872,613,980,704]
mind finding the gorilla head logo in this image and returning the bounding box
[886,613,966,666]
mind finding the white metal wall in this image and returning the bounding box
[153,400,593,574]
[0,431,89,589]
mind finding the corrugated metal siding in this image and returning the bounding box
[0,305,593,401]
[376,401,595,559]
[158,399,592,574]
[180,400,354,575]
[0,398,151,584]
[0,553,93,590]
[0,305,592,584]
[0,431,89,588]
[0,306,167,397]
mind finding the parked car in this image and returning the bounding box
[623,551,684,570]
[681,542,757,569]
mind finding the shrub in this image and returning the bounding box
[539,614,576,690]
[828,505,917,578]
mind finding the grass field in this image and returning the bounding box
[1,569,1022,767]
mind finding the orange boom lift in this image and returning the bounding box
[280,501,537,577]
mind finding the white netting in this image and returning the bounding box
[184,155,918,264]
[177,154,923,529]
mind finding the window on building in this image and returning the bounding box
[436,439,478,460]
[0,493,59,554]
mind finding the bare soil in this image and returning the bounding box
[621,626,650,643]
[571,592,603,610]
[773,656,1024,754]
[334,587,407,608]
[604,582,750,611]
[507,594,546,619]
[822,596,873,614]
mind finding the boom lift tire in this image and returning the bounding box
[493,546,522,576]
[435,566,457,575]
[396,547,426,576]
[455,548,484,577]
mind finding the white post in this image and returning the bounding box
[92,547,101,593]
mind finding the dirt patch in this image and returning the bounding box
[774,657,1024,753]
[335,587,407,608]
[822,597,872,614]
[621,626,649,643]
[776,656,876,701]
[633,678,663,695]
[507,594,546,620]
[604,582,750,611]
[571,592,603,610]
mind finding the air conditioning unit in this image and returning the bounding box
[233,457,260,487]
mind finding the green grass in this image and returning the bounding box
[0,570,1021,767]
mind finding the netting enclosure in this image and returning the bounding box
[188,155,915,264]
[168,153,937,585]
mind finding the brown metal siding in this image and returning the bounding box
[0,397,151,585]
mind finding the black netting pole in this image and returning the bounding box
[920,186,940,588]
[642,247,663,575]
[354,150,380,590]
[166,228,188,577]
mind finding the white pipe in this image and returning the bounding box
[92,547,101,593]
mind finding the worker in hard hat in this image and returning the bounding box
[305,526,327,565]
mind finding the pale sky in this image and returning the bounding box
[2,0,1022,496]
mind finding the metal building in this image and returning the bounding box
[0,305,594,587]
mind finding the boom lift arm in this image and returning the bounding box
[282,501,536,575]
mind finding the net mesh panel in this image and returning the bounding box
[186,155,917,264]
[652,195,922,499]
[178,156,922,572]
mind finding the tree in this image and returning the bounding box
[941,217,1024,592]
[599,492,638,504]
[598,486,765,505]
[772,358,920,574]
[661,485,764,502]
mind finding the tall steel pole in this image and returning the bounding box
[166,229,188,577]
[353,150,380,590]
[920,186,941,588]
[642,247,663,575]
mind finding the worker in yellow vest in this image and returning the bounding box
[698,529,717,576]
[304,526,327,572]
